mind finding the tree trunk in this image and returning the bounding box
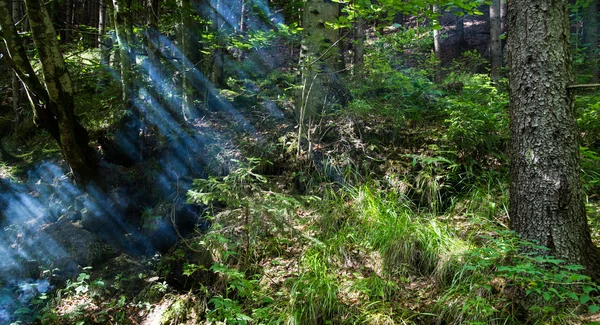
[583,0,599,83]
[455,15,465,53]
[0,0,60,140]
[98,0,112,89]
[353,17,365,75]
[181,0,202,120]
[11,0,22,126]
[211,0,226,89]
[296,0,349,118]
[490,0,502,80]
[111,0,135,109]
[64,0,73,43]
[23,0,97,181]
[508,0,600,276]
[432,6,442,82]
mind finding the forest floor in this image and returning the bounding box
[1,21,600,325]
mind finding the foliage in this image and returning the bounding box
[438,231,600,324]
[440,74,509,162]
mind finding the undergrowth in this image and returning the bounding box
[18,42,600,325]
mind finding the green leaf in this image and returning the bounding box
[589,305,600,313]
[567,292,579,301]
[473,10,484,15]
[542,292,551,301]
[584,284,595,294]
[581,294,591,304]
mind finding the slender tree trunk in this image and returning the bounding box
[211,0,226,88]
[583,0,599,83]
[455,15,465,53]
[11,0,22,126]
[111,0,135,109]
[239,0,245,32]
[98,0,112,89]
[508,0,600,277]
[145,0,161,75]
[490,0,502,80]
[432,6,442,82]
[181,0,202,120]
[353,17,365,75]
[24,0,98,180]
[64,0,73,43]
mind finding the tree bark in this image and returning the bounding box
[455,15,465,54]
[353,17,365,75]
[583,0,599,83]
[180,0,203,120]
[24,0,98,181]
[296,0,349,118]
[490,0,502,80]
[211,0,226,89]
[0,0,60,140]
[111,0,136,109]
[11,0,22,126]
[508,0,600,276]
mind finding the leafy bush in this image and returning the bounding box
[441,74,509,162]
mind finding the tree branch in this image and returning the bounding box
[567,83,600,90]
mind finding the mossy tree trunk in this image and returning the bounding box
[508,0,600,277]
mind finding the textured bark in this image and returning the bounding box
[490,0,502,80]
[24,0,98,181]
[583,0,599,83]
[508,0,600,276]
[0,0,60,140]
[296,0,349,118]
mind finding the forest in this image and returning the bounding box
[0,0,599,323]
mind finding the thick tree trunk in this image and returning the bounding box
[508,0,600,276]
[583,0,599,83]
[296,0,349,118]
[490,0,502,80]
